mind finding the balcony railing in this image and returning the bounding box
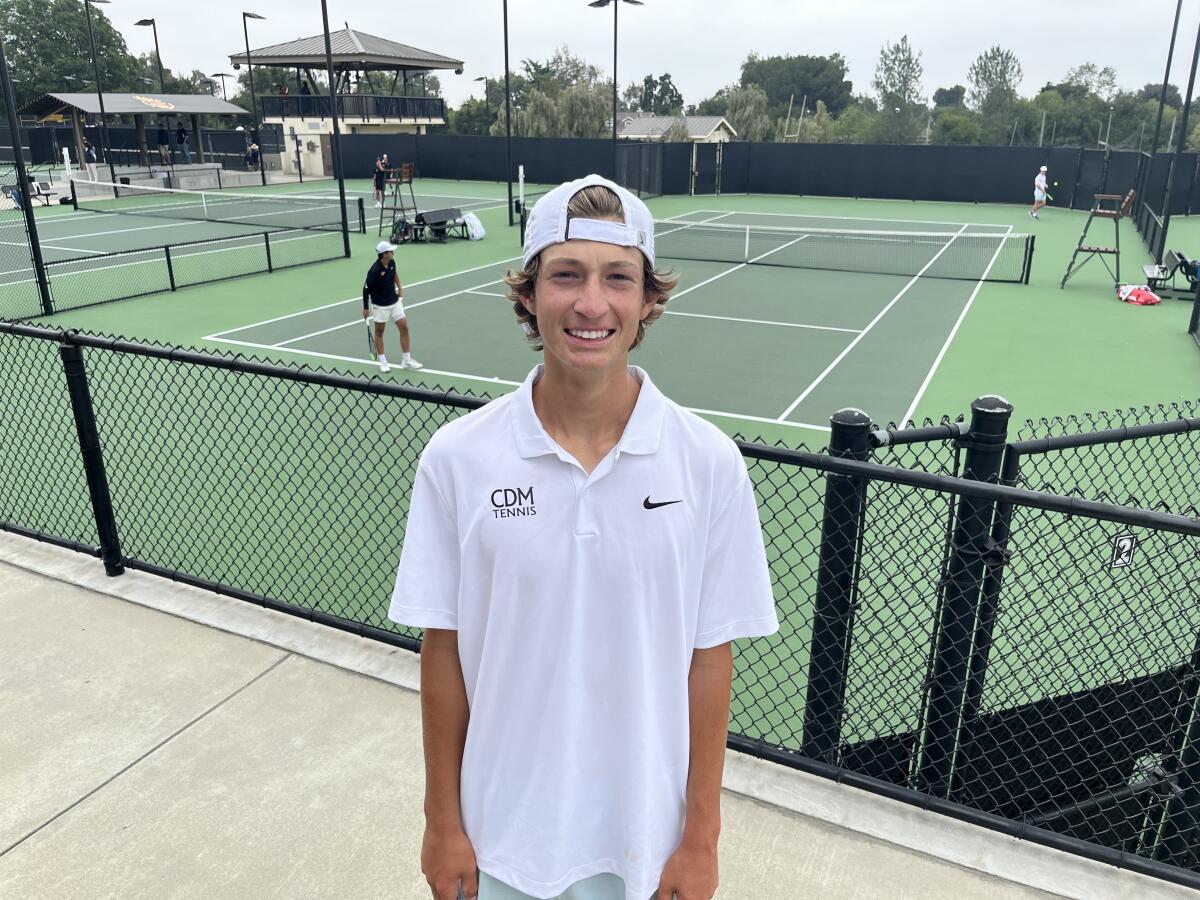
[259,94,446,122]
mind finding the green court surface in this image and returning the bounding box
[9,176,1199,443]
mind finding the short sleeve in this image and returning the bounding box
[694,458,779,649]
[388,455,460,630]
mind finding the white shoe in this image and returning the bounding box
[379,361,391,373]
[403,357,423,370]
[1028,210,1033,218]
[1032,214,1039,220]
[375,201,382,208]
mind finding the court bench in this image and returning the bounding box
[1144,250,1200,300]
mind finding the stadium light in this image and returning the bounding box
[134,18,166,93]
[84,0,118,190]
[587,0,644,178]
[242,11,267,185]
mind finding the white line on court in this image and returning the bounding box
[693,208,982,228]
[667,233,808,302]
[206,336,830,433]
[205,254,523,339]
[665,310,861,334]
[270,277,507,347]
[897,224,1015,426]
[465,290,507,298]
[775,223,971,423]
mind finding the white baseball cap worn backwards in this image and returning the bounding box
[522,174,655,268]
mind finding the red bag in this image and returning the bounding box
[1117,285,1161,306]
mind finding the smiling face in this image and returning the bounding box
[523,239,655,374]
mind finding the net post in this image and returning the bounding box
[743,226,750,263]
[915,395,1013,800]
[357,197,366,236]
[70,177,80,211]
[1024,235,1035,285]
[164,245,176,291]
[800,407,873,763]
[58,339,124,577]
[264,232,274,273]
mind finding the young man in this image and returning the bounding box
[156,122,171,166]
[176,122,191,165]
[1030,165,1049,219]
[83,138,98,182]
[374,155,387,208]
[363,239,421,373]
[390,174,778,900]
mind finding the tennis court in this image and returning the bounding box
[202,204,1029,431]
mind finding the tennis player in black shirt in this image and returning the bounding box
[363,241,422,373]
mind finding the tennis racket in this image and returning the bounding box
[365,313,377,360]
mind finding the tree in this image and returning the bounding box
[932,107,983,144]
[521,46,601,100]
[872,36,926,143]
[967,46,1023,116]
[450,97,495,135]
[832,98,878,143]
[796,99,836,143]
[621,82,642,112]
[739,52,854,121]
[662,120,690,143]
[691,87,732,117]
[1,0,143,110]
[1137,82,1182,107]
[643,73,684,115]
[933,85,966,108]
[1065,63,1118,101]
[724,84,772,142]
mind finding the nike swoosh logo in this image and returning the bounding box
[643,496,683,510]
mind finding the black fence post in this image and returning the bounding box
[961,446,1021,732]
[264,232,274,273]
[164,246,176,292]
[915,395,1012,798]
[58,340,123,576]
[801,407,873,763]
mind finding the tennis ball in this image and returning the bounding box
[1053,181,1059,187]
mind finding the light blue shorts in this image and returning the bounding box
[461,871,658,900]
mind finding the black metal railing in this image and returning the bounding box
[260,94,446,122]
[1135,199,1167,262]
[0,322,1199,887]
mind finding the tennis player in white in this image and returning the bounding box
[390,174,779,900]
[1030,165,1049,219]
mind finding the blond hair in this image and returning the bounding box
[504,185,678,350]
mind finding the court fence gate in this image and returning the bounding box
[0,323,1199,890]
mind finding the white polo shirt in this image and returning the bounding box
[389,364,778,900]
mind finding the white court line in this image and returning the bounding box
[898,225,1016,427]
[775,223,971,423]
[207,337,522,386]
[205,254,522,339]
[206,336,830,433]
[665,310,861,334]
[693,208,987,229]
[465,290,507,298]
[272,277,506,347]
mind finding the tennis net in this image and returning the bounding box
[71,179,365,234]
[653,220,1035,284]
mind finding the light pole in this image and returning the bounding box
[587,0,643,179]
[134,18,165,92]
[83,0,118,190]
[241,11,266,185]
[1104,105,1114,147]
[318,0,350,258]
[210,72,232,100]
[503,0,514,224]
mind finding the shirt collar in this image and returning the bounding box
[511,364,666,460]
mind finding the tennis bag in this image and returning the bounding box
[463,212,486,241]
[390,219,415,245]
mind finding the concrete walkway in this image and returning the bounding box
[0,531,1187,899]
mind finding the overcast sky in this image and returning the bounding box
[116,1,1183,108]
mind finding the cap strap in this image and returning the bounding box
[564,217,649,253]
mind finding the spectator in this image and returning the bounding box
[83,138,99,181]
[176,122,191,165]
[300,81,312,96]
[156,121,171,165]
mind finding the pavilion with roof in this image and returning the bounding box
[231,26,462,125]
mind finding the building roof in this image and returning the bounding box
[19,93,248,119]
[616,115,736,139]
[229,26,463,73]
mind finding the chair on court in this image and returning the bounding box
[1060,189,1135,290]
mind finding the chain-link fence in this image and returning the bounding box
[1,324,1199,889]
